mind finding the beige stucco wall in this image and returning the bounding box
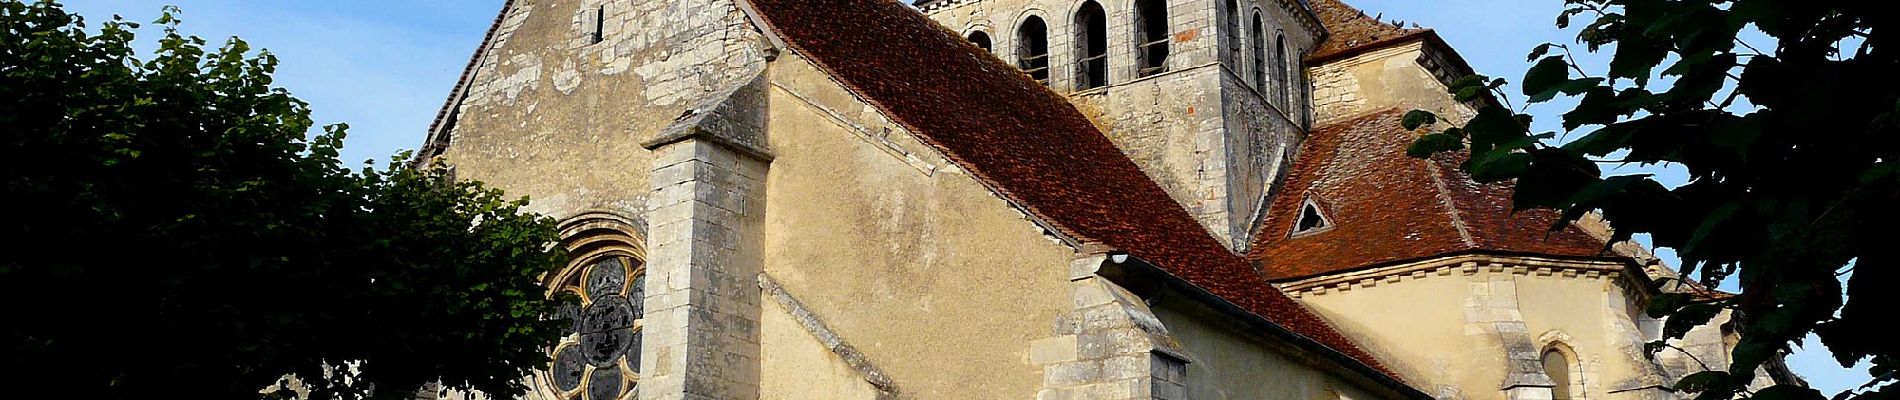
[1285,256,1667,400]
[755,54,1079,399]
[759,298,884,400]
[1309,40,1475,126]
[1154,297,1395,400]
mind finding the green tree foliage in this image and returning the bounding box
[0,1,570,398]
[1402,0,1895,399]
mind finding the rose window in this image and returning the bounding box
[549,255,645,400]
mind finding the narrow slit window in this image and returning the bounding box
[968,31,993,53]
[1295,200,1328,234]
[1250,12,1266,93]
[590,6,605,45]
[1134,0,1170,77]
[1018,16,1051,85]
[1075,1,1109,90]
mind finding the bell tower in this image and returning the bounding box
[916,0,1326,251]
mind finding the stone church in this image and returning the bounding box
[413,0,1800,399]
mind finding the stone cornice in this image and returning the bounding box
[1280,253,1643,298]
[1275,0,1328,41]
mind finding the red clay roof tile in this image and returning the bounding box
[1307,0,1427,62]
[1246,109,1611,281]
[744,0,1400,381]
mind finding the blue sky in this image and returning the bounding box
[63,0,1867,394]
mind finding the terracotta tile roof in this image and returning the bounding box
[1307,0,1429,63]
[1246,109,1612,281]
[743,0,1402,381]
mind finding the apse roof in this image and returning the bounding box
[1245,109,1611,281]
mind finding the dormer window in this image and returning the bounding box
[1293,198,1330,235]
[1134,0,1170,77]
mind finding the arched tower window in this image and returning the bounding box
[1250,12,1266,93]
[1018,16,1051,85]
[543,214,648,400]
[968,31,993,53]
[1275,32,1289,106]
[1223,0,1240,66]
[1134,0,1170,77]
[1543,349,1575,400]
[1075,1,1109,90]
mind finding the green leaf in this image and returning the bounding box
[1563,87,1622,131]
[1402,110,1439,130]
[1523,56,1572,98]
[1528,43,1553,62]
[1530,77,1606,103]
[1647,293,1692,318]
[1469,152,1533,182]
[1565,174,1650,206]
[1662,303,1724,341]
[1674,370,1730,393]
[1681,202,1739,257]
[1456,85,1486,102]
[1408,132,1465,158]
[1860,162,1897,185]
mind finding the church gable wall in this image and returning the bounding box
[755,54,1079,399]
[435,0,774,225]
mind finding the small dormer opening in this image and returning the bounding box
[1134,0,1170,77]
[968,31,993,53]
[1075,1,1109,90]
[1294,199,1329,235]
[1018,16,1051,85]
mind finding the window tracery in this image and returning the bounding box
[547,253,646,400]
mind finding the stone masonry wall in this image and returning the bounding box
[641,137,770,400]
[1029,255,1193,400]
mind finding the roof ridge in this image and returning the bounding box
[1420,146,1480,248]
